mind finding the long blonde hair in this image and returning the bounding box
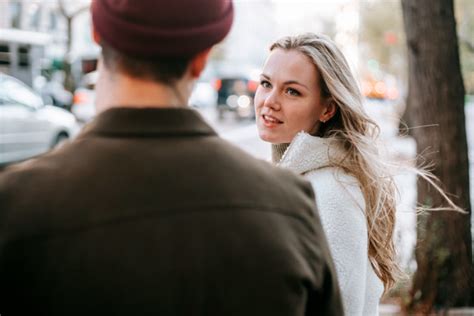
[270,33,462,291]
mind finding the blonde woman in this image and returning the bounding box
[255,33,395,315]
[256,32,463,315]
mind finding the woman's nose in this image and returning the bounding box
[263,90,281,111]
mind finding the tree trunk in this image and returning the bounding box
[401,0,473,312]
[63,16,75,93]
[57,0,88,93]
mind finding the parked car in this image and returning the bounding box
[0,73,79,165]
[215,76,258,121]
[34,74,74,111]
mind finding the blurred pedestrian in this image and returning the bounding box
[254,33,462,316]
[0,3,342,315]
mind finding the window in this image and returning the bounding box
[9,1,22,29]
[18,46,30,67]
[0,45,10,65]
[49,11,57,31]
[28,3,41,30]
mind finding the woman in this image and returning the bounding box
[255,33,462,315]
[255,33,394,316]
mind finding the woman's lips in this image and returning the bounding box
[261,114,283,127]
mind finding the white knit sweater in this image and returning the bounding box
[277,132,384,316]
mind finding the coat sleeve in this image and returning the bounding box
[306,169,369,316]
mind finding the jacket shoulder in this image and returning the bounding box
[305,167,365,215]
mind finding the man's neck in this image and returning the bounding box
[95,69,193,113]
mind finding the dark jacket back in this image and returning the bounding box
[0,108,342,315]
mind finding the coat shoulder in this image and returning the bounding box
[305,167,366,217]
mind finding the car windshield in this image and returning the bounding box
[0,74,43,109]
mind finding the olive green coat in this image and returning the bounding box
[0,107,342,316]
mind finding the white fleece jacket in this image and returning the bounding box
[278,132,383,316]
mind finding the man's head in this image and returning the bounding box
[91,0,234,84]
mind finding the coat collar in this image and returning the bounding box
[278,132,345,175]
[80,107,217,138]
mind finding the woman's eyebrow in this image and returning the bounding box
[284,80,309,90]
[260,74,309,91]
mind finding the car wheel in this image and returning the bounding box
[52,133,69,149]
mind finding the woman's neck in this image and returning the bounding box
[271,143,290,164]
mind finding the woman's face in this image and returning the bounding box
[255,48,328,144]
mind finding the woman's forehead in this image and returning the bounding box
[263,49,319,84]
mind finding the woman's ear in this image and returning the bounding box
[320,98,337,123]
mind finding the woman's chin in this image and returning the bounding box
[258,130,284,144]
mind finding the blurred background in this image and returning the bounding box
[0,0,473,314]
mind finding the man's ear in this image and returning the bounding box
[190,48,212,78]
[320,98,337,122]
[92,26,101,44]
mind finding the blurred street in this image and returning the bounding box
[1,0,473,312]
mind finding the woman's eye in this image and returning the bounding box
[260,80,271,88]
[286,88,301,96]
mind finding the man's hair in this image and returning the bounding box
[101,40,192,83]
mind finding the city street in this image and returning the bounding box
[1,0,472,311]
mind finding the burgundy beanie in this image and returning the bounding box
[92,0,234,59]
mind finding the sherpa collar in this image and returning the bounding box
[277,132,345,175]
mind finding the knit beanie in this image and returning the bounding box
[92,0,234,59]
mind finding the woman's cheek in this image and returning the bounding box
[254,90,264,108]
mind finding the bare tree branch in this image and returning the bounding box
[56,0,89,92]
[57,0,68,19]
[58,0,89,19]
[71,6,89,18]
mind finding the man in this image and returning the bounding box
[0,0,342,315]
